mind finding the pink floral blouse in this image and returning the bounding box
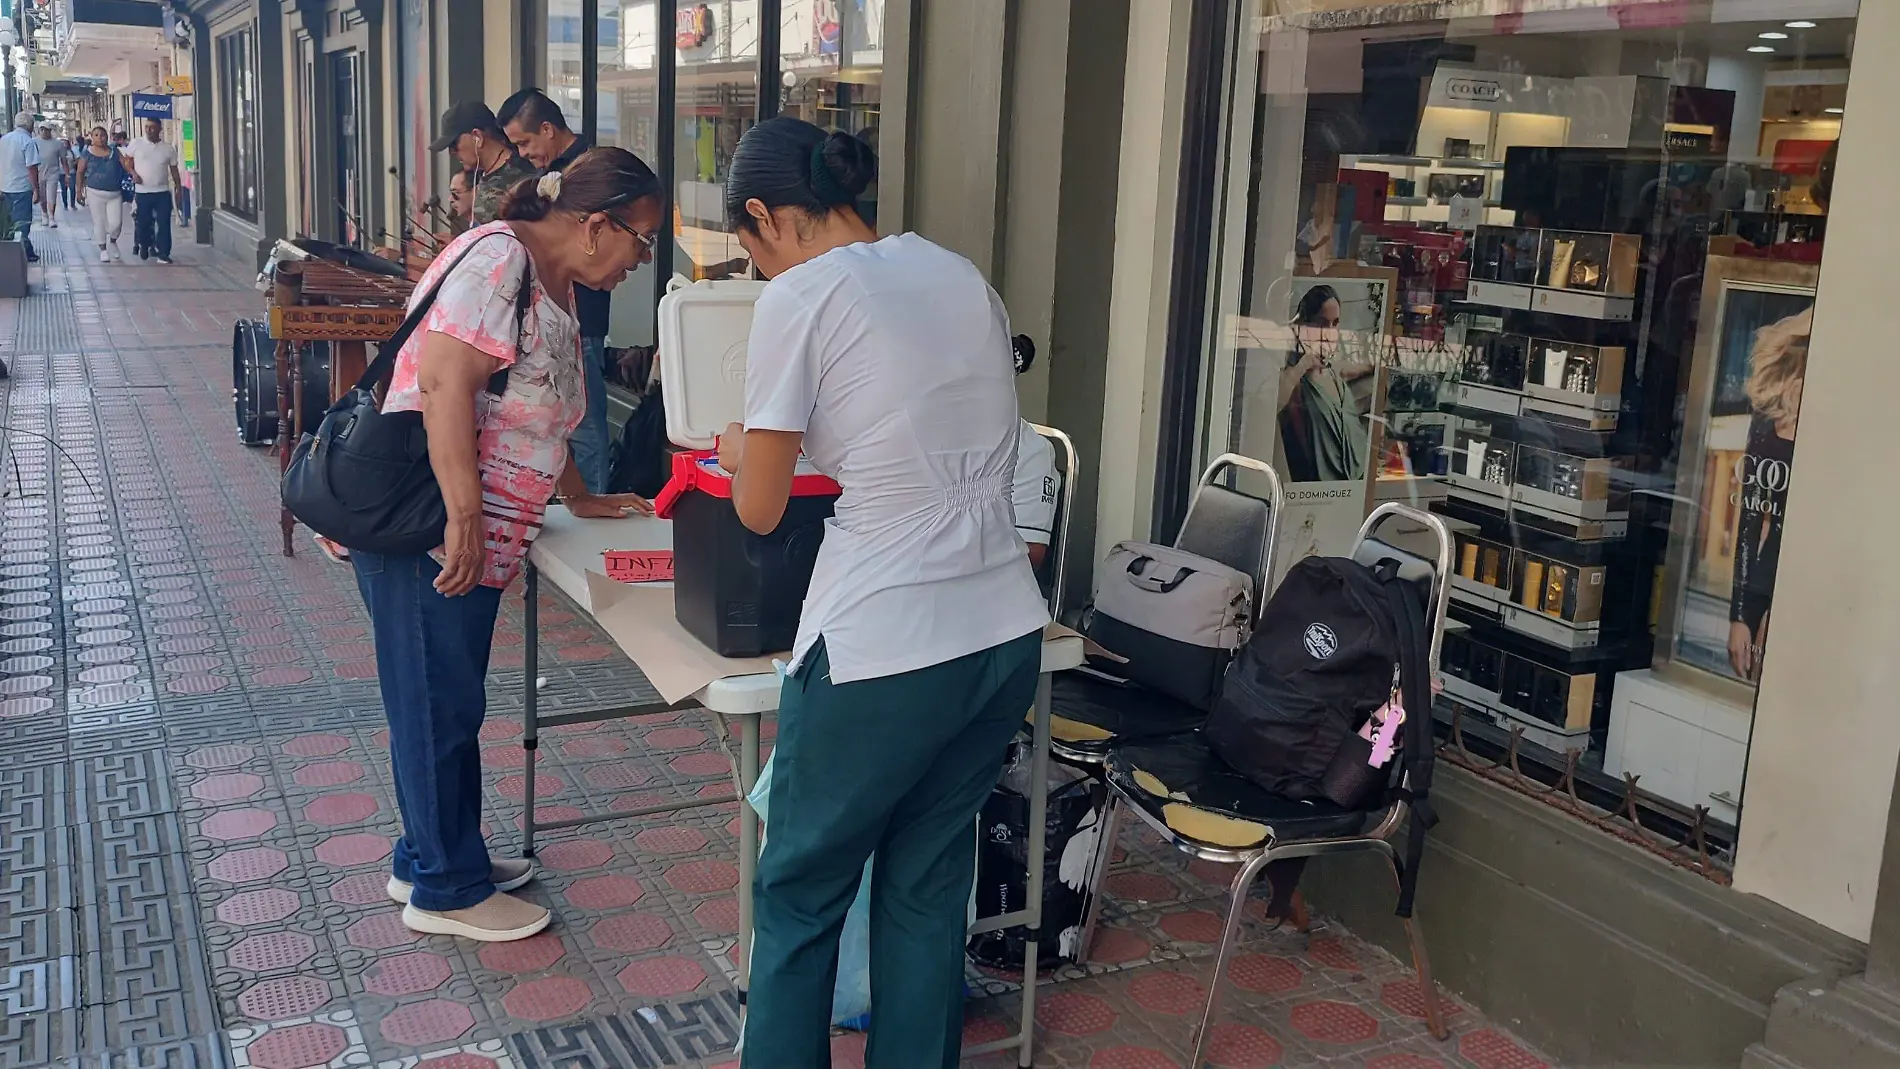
[382,223,586,588]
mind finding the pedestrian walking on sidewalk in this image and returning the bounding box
[124,119,182,265]
[33,126,68,229]
[0,112,43,263]
[352,146,664,943]
[58,136,77,211]
[75,127,131,262]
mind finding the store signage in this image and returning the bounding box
[130,94,174,120]
[181,119,196,169]
[162,74,193,95]
[1444,76,1503,104]
[676,4,711,49]
[1663,129,1713,154]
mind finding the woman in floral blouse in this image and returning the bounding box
[355,147,663,942]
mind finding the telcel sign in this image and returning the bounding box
[131,94,174,120]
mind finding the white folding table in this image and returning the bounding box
[517,505,1082,1066]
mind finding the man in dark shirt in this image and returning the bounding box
[499,89,615,493]
[429,101,535,227]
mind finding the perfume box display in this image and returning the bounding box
[1536,230,1640,297]
[1471,226,1542,286]
[1385,369,1443,413]
[1440,630,1503,704]
[1500,551,1607,648]
[1456,331,1528,413]
[1440,631,1597,736]
[1513,445,1623,521]
[1525,339,1624,412]
[1451,532,1515,608]
[1449,429,1515,503]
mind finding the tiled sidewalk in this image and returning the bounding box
[0,218,1555,1069]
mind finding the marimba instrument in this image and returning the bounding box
[267,258,417,556]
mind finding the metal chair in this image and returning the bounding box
[1048,453,1285,767]
[1088,502,1455,1068]
[1028,422,1080,616]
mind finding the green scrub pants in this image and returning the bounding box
[741,629,1042,1069]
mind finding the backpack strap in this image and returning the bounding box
[1377,559,1437,919]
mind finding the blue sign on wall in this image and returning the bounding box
[130,94,173,120]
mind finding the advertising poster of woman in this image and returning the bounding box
[1659,257,1818,696]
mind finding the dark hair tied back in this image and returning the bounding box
[726,117,876,230]
[498,146,661,223]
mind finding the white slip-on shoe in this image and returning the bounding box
[386,856,534,905]
[99,249,109,263]
[401,891,550,942]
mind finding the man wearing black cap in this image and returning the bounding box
[430,101,534,227]
[499,88,616,493]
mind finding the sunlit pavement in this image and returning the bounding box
[0,217,1554,1069]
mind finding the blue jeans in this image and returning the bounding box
[5,191,34,259]
[352,550,504,911]
[134,191,172,259]
[570,335,611,493]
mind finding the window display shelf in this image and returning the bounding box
[1465,280,1637,321]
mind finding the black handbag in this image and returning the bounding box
[280,234,532,556]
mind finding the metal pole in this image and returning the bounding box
[521,564,541,858]
[1017,670,1054,1067]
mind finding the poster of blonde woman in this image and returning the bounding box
[1661,259,1817,693]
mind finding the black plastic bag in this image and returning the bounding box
[967,751,1108,970]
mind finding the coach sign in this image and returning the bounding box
[130,94,174,120]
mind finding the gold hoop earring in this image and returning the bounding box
[584,242,598,257]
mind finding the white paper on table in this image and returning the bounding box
[583,571,781,704]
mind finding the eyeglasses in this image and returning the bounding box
[600,212,656,257]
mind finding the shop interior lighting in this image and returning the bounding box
[1758,31,1788,40]
[1786,21,1817,29]
[1826,107,1845,114]
[1747,45,1776,53]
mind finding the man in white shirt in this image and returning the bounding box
[123,119,181,264]
[1008,335,1061,571]
[0,112,42,262]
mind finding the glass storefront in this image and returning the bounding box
[1197,0,1859,856]
[536,0,887,385]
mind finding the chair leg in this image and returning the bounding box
[1188,850,1274,1069]
[1074,793,1123,964]
[1385,850,1450,1041]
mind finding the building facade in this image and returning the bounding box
[173,0,1900,1064]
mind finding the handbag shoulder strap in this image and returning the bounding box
[354,230,538,395]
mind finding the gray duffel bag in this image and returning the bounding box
[1081,541,1254,711]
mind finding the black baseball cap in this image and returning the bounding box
[430,101,499,153]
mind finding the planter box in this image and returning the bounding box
[0,240,29,298]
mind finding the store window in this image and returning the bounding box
[1197,0,1857,860]
[215,25,260,220]
[602,0,661,349]
[545,0,591,131]
[779,0,882,224]
[672,1,760,281]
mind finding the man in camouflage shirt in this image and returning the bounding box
[429,101,535,226]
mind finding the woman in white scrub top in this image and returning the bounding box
[716,117,1050,1069]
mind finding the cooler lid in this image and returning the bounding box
[656,277,768,450]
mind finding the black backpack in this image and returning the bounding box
[607,386,669,498]
[1203,555,1437,916]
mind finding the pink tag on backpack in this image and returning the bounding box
[1363,698,1404,767]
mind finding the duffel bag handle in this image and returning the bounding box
[1125,555,1194,593]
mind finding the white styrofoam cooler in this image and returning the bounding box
[656,277,768,450]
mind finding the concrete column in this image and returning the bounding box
[885,0,1132,611]
[187,12,216,246]
[1733,0,1900,945]
[1095,0,1191,565]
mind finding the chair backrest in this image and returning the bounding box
[1028,423,1079,615]
[1349,503,1453,677]
[1174,453,1282,619]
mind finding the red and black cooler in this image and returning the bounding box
[652,450,839,657]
